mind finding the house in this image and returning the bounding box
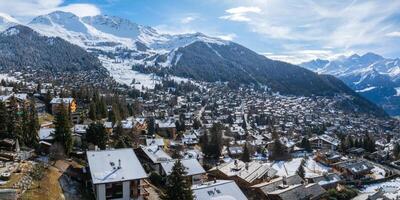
[86,148,148,200]
[333,159,373,180]
[160,159,206,185]
[315,151,342,166]
[50,97,77,114]
[136,145,172,173]
[310,134,340,151]
[252,175,326,200]
[307,173,342,189]
[155,119,176,139]
[192,180,248,200]
[209,160,277,188]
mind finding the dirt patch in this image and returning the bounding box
[21,166,64,200]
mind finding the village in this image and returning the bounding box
[1,77,400,200]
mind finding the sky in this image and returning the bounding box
[0,0,399,64]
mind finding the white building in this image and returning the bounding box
[192,180,248,200]
[87,148,148,200]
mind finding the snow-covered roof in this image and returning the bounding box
[39,128,54,140]
[50,97,74,104]
[213,160,277,184]
[160,159,205,176]
[74,124,88,134]
[146,138,164,147]
[87,148,147,184]
[141,145,172,163]
[192,180,247,200]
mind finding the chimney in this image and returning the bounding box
[282,176,287,185]
[118,159,121,169]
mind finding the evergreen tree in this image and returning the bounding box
[241,143,251,162]
[296,158,306,179]
[270,139,288,161]
[53,103,73,155]
[0,102,8,137]
[193,118,201,130]
[23,102,39,148]
[393,143,400,159]
[300,137,312,152]
[161,160,194,200]
[88,102,97,120]
[147,117,155,136]
[86,122,108,149]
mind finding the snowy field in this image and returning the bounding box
[361,178,400,199]
[269,157,331,178]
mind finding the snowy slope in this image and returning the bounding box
[27,11,230,88]
[0,13,19,31]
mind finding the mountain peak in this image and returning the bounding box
[82,15,141,39]
[361,52,384,61]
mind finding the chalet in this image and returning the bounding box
[209,160,277,188]
[160,159,206,185]
[307,173,342,189]
[333,160,373,180]
[315,151,342,166]
[252,175,326,200]
[50,97,77,114]
[155,118,176,139]
[310,134,340,151]
[86,148,148,200]
[192,180,248,200]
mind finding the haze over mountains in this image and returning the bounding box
[0,11,388,117]
[301,53,400,116]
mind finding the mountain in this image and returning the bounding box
[0,13,18,31]
[7,11,384,117]
[0,25,113,87]
[301,53,400,116]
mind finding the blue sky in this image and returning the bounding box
[0,0,399,64]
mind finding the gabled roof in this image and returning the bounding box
[192,180,248,200]
[160,159,205,176]
[141,145,172,163]
[87,148,147,184]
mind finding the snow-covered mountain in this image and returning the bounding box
[0,11,387,117]
[300,53,400,115]
[0,13,18,31]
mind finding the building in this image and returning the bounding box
[86,148,148,200]
[252,175,326,200]
[310,134,340,151]
[192,180,248,200]
[209,160,277,188]
[50,97,77,114]
[160,159,206,185]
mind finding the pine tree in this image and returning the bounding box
[300,137,312,152]
[53,103,73,155]
[393,143,400,159]
[270,139,288,161]
[297,158,306,179]
[86,122,109,149]
[0,102,8,137]
[147,117,155,136]
[241,143,251,162]
[161,160,194,200]
[25,102,39,148]
[88,102,97,120]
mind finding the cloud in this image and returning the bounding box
[181,16,196,24]
[263,50,354,64]
[386,31,400,37]
[220,6,261,22]
[220,0,400,59]
[216,33,236,41]
[0,0,100,22]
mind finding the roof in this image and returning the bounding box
[50,97,74,104]
[310,173,341,186]
[268,183,325,200]
[252,174,304,194]
[146,138,165,147]
[192,180,248,200]
[39,128,55,140]
[141,145,172,163]
[212,160,277,184]
[86,148,147,184]
[160,159,205,176]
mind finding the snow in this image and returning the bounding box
[2,27,19,36]
[356,86,376,93]
[370,166,386,179]
[395,87,400,96]
[0,73,19,82]
[270,157,331,178]
[361,178,400,199]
